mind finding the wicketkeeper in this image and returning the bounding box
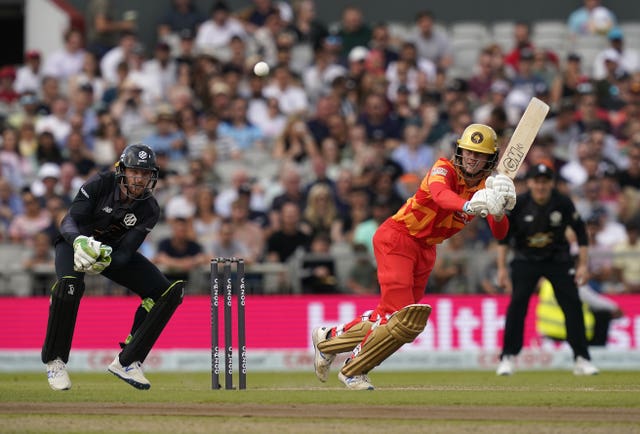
[312,124,516,389]
[42,143,184,391]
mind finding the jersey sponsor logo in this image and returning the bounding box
[431,167,448,177]
[80,187,89,198]
[527,232,553,248]
[123,213,137,227]
[102,206,113,214]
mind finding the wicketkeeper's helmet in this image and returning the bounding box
[114,143,159,200]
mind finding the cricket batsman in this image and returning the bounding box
[312,124,516,389]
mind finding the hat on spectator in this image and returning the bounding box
[567,52,581,62]
[519,48,534,61]
[155,104,175,121]
[165,196,195,220]
[25,50,41,60]
[20,93,38,105]
[179,28,195,40]
[490,80,510,95]
[607,27,624,40]
[210,81,230,95]
[602,48,621,63]
[0,66,16,80]
[211,0,230,13]
[348,46,369,63]
[526,163,554,180]
[38,163,61,180]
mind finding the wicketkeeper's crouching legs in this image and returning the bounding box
[108,280,185,389]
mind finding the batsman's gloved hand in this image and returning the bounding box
[486,174,516,211]
[85,244,113,275]
[73,235,102,272]
[464,189,505,217]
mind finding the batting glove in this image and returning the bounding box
[73,235,101,271]
[486,174,516,211]
[464,189,505,217]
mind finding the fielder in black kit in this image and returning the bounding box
[495,163,599,376]
[42,143,184,391]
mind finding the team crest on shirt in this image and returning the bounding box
[123,213,137,227]
[549,211,562,226]
[431,167,448,177]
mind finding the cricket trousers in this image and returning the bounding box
[501,259,591,360]
[371,220,436,319]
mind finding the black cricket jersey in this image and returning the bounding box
[58,171,160,267]
[499,189,588,262]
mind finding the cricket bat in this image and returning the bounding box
[496,97,550,178]
[480,97,550,217]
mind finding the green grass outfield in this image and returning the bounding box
[1,371,639,433]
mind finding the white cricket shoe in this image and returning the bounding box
[108,355,151,390]
[312,327,336,382]
[338,371,375,390]
[496,355,515,376]
[573,356,599,376]
[46,358,71,391]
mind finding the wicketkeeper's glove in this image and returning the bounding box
[73,235,101,271]
[85,244,112,275]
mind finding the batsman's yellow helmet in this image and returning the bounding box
[456,124,497,154]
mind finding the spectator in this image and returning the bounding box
[266,201,311,263]
[390,124,435,178]
[228,198,265,263]
[14,50,43,95]
[42,28,86,81]
[273,115,318,163]
[300,232,339,294]
[85,0,137,60]
[616,142,640,189]
[142,105,187,162]
[35,131,64,167]
[23,232,55,296]
[353,197,394,261]
[153,216,207,282]
[211,218,253,262]
[68,52,107,104]
[346,242,378,294]
[0,177,23,236]
[217,97,265,157]
[99,30,139,86]
[301,183,339,238]
[263,64,310,116]
[157,0,206,54]
[612,218,640,293]
[288,0,328,50]
[194,1,246,63]
[567,0,617,39]
[593,28,640,80]
[35,96,71,147]
[0,66,19,106]
[369,22,399,69]
[8,190,52,247]
[336,6,372,60]
[193,185,220,256]
[410,10,452,70]
[0,127,27,190]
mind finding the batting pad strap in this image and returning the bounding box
[41,277,86,364]
[341,304,431,377]
[119,281,185,366]
[317,321,373,355]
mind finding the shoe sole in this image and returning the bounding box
[108,367,151,390]
[312,327,333,382]
[48,382,71,391]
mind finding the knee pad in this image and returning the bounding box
[341,304,431,377]
[41,277,85,363]
[119,281,185,365]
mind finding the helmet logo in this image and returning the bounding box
[123,213,137,227]
[138,150,148,159]
[470,132,484,144]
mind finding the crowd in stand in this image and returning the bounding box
[0,0,639,296]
